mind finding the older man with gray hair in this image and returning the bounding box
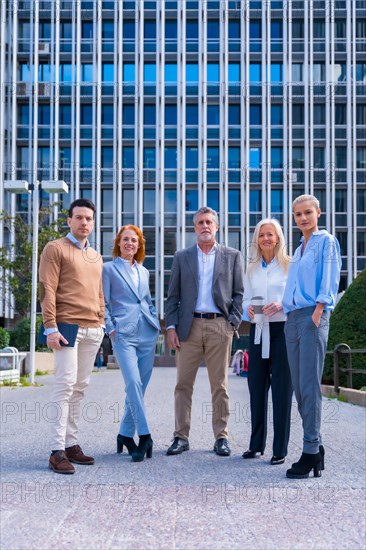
[165,207,244,456]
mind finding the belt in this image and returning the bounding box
[193,312,224,319]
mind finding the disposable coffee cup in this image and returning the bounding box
[251,296,265,324]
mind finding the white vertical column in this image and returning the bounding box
[325,0,331,230]
[136,2,143,229]
[303,0,309,193]
[74,1,81,199]
[283,0,289,238]
[288,0,293,253]
[96,1,102,250]
[262,1,269,216]
[199,1,207,206]
[116,1,123,232]
[330,0,335,235]
[53,0,61,219]
[309,0,314,196]
[352,0,357,278]
[177,1,186,250]
[220,0,228,244]
[242,0,249,261]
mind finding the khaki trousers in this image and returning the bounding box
[50,327,104,450]
[174,317,233,440]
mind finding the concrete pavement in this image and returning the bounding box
[1,367,365,550]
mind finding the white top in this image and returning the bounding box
[122,259,139,290]
[195,243,221,314]
[243,258,287,358]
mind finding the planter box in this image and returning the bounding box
[23,351,54,375]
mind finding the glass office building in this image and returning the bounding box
[0,1,365,322]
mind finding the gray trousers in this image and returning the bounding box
[284,306,330,454]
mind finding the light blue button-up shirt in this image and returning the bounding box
[282,230,341,314]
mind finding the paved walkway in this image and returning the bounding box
[1,367,365,550]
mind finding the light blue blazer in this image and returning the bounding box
[102,258,160,336]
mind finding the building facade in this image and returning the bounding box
[0,0,365,322]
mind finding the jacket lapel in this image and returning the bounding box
[212,244,226,286]
[185,245,199,285]
[113,259,140,299]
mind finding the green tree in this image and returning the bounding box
[0,205,68,318]
[323,269,366,389]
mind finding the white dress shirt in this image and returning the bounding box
[195,243,221,314]
[242,258,287,358]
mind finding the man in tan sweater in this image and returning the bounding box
[39,198,105,474]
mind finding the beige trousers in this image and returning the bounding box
[50,327,104,450]
[174,317,233,441]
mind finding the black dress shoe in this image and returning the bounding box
[270,455,285,465]
[117,434,137,455]
[242,450,264,459]
[286,452,322,479]
[166,437,189,455]
[214,438,231,456]
[131,434,153,463]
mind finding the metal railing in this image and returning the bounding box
[332,344,366,393]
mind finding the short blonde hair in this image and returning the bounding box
[292,194,320,211]
[247,218,290,277]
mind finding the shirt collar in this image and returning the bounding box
[196,242,217,255]
[299,229,325,243]
[261,257,276,269]
[66,232,90,250]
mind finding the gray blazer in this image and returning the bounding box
[165,243,244,341]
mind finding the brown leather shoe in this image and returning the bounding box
[65,444,95,465]
[49,451,75,474]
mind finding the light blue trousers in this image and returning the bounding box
[284,306,330,454]
[112,317,159,437]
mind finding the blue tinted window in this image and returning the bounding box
[207,64,219,82]
[249,64,261,81]
[123,104,134,125]
[81,64,93,81]
[165,148,177,169]
[38,104,50,124]
[186,189,198,211]
[250,21,261,38]
[80,147,92,167]
[81,105,92,124]
[144,64,156,82]
[59,64,72,82]
[18,104,29,124]
[144,104,156,125]
[186,64,198,82]
[123,21,134,38]
[271,105,283,125]
[144,147,156,168]
[229,105,240,125]
[207,105,220,125]
[271,147,283,167]
[229,63,240,83]
[102,105,113,124]
[165,105,177,125]
[228,147,240,169]
[144,189,156,211]
[123,63,135,81]
[123,147,134,169]
[144,20,156,39]
[207,20,220,39]
[271,21,282,38]
[250,105,261,124]
[207,147,219,169]
[207,189,219,212]
[103,64,114,82]
[186,104,198,124]
[165,64,177,82]
[186,20,198,38]
[228,189,240,211]
[271,190,283,212]
[82,22,93,39]
[186,147,198,168]
[270,64,283,82]
[165,190,177,212]
[59,105,71,125]
[250,148,261,166]
[229,20,240,39]
[166,20,177,39]
[102,147,113,168]
[102,21,114,39]
[250,189,262,211]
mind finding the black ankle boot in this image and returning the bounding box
[131,434,153,462]
[286,452,322,479]
[319,444,325,470]
[117,434,137,455]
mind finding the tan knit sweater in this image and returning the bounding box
[39,236,104,329]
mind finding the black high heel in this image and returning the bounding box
[286,452,322,479]
[319,444,325,470]
[131,434,153,462]
[117,434,137,455]
[242,450,264,459]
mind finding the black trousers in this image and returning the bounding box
[247,322,293,457]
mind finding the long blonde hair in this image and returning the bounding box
[247,218,290,278]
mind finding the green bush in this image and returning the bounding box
[9,316,47,352]
[0,327,10,349]
[323,269,366,390]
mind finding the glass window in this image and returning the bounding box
[228,189,240,211]
[144,20,156,39]
[335,189,347,211]
[207,64,219,82]
[144,148,156,168]
[314,20,325,39]
[207,105,220,125]
[250,21,261,38]
[144,64,156,82]
[334,64,346,82]
[144,189,156,211]
[229,105,240,125]
[250,189,262,211]
[186,64,198,81]
[59,105,71,125]
[101,147,113,168]
[293,148,304,168]
[335,19,346,38]
[82,21,93,39]
[81,104,92,124]
[336,147,347,169]
[249,64,261,82]
[271,20,283,38]
[123,189,134,211]
[207,189,219,212]
[356,64,366,82]
[165,189,177,212]
[103,20,114,39]
[81,64,93,82]
[292,63,303,81]
[228,63,240,83]
[314,105,325,124]
[60,64,72,82]
[38,104,50,125]
[123,20,134,39]
[313,63,325,82]
[123,63,135,81]
[229,20,240,39]
[165,64,177,82]
[250,105,261,125]
[356,104,366,126]
[250,147,261,167]
[144,104,156,125]
[335,104,347,124]
[123,147,135,169]
[80,147,92,167]
[313,147,325,168]
[186,104,198,125]
[39,64,51,82]
[38,147,50,167]
[102,63,114,82]
[60,22,72,39]
[165,148,177,169]
[292,21,303,38]
[271,105,283,125]
[123,104,134,125]
[165,105,177,125]
[186,20,198,39]
[208,20,220,39]
[293,104,304,125]
[186,147,198,168]
[102,105,113,125]
[186,189,198,211]
[271,147,283,167]
[228,147,240,169]
[207,147,220,169]
[270,64,283,82]
[18,104,29,124]
[271,190,283,212]
[357,147,366,169]
[166,20,177,39]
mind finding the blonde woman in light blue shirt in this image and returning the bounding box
[283,195,341,479]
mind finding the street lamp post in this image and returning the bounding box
[4,179,68,384]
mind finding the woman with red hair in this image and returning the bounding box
[103,225,160,462]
